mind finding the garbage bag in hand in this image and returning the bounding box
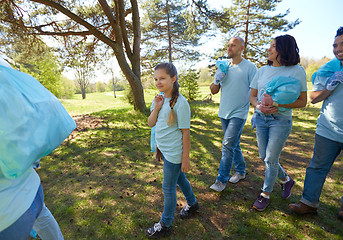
[213,60,230,85]
[311,58,341,84]
[216,60,230,74]
[264,76,302,112]
[0,65,76,179]
[326,71,343,91]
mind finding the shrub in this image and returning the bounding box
[179,70,200,101]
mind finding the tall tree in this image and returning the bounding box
[140,0,210,71]
[0,0,146,112]
[74,60,94,100]
[63,40,98,100]
[217,0,300,65]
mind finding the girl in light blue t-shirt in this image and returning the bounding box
[146,63,199,238]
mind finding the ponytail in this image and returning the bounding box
[167,81,179,126]
[155,62,179,127]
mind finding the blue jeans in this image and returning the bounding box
[255,113,292,193]
[217,117,246,183]
[161,157,197,227]
[300,134,343,208]
[0,184,44,240]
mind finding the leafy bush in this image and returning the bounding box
[179,70,200,101]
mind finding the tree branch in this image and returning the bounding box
[30,0,116,48]
[117,0,133,61]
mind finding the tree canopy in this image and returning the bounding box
[215,0,300,65]
[140,0,210,70]
[0,0,146,112]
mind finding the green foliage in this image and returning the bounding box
[140,0,206,70]
[198,67,212,83]
[179,69,200,101]
[0,30,64,97]
[96,81,107,93]
[0,0,147,112]
[60,76,76,99]
[215,0,300,65]
[107,76,126,92]
[302,57,332,82]
[21,57,63,97]
[124,87,135,106]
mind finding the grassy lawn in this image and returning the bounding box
[36,86,343,239]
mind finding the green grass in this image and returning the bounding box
[36,87,343,239]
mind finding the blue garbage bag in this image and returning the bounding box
[311,58,341,84]
[150,126,156,153]
[265,76,302,112]
[30,229,38,239]
[0,65,76,179]
[216,60,230,74]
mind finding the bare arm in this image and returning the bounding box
[310,89,332,104]
[148,95,164,127]
[181,128,190,173]
[249,88,259,107]
[148,108,160,127]
[278,91,308,109]
[210,83,220,95]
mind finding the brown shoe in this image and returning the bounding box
[338,204,343,220]
[289,202,317,214]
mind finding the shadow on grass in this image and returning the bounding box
[37,103,343,239]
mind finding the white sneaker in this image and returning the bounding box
[210,180,226,192]
[229,172,246,183]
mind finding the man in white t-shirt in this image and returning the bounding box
[209,37,257,192]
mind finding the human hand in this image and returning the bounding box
[257,104,279,114]
[326,71,343,91]
[181,158,190,173]
[154,94,164,110]
[261,93,274,107]
[155,148,162,161]
[213,69,226,85]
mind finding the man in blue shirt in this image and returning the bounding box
[209,37,257,192]
[289,27,343,219]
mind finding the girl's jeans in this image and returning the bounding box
[300,134,343,208]
[0,184,44,240]
[255,113,292,193]
[161,156,197,227]
[217,117,246,183]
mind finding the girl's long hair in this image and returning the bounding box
[154,62,179,127]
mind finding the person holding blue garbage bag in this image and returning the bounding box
[146,62,199,238]
[209,37,257,192]
[0,56,75,239]
[249,35,307,211]
[289,27,343,219]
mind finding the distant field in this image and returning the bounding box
[60,86,220,116]
[60,82,312,117]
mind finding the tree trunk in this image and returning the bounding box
[81,89,86,99]
[166,0,172,62]
[243,0,251,58]
[113,44,146,112]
